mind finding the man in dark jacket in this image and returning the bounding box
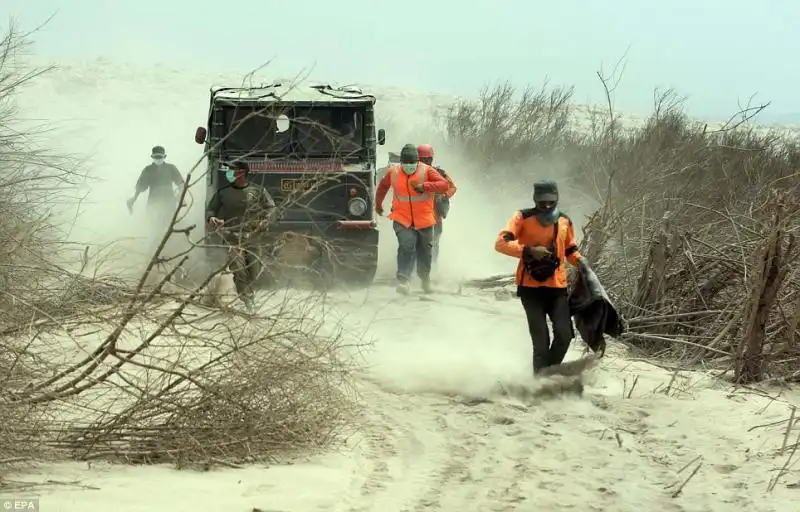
[127,145,184,215]
[495,180,587,374]
[206,161,276,310]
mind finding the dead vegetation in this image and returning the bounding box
[0,20,97,474]
[14,290,360,468]
[445,67,800,384]
[0,22,365,483]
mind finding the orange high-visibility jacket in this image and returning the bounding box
[495,209,583,288]
[375,163,450,230]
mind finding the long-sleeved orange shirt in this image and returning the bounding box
[495,209,582,288]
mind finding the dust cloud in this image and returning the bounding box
[18,58,524,284]
[16,60,212,277]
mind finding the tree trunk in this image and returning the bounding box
[735,194,796,383]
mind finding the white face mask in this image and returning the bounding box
[152,157,165,166]
[401,163,417,175]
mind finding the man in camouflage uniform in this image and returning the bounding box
[206,161,276,310]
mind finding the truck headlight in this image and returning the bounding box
[348,197,367,216]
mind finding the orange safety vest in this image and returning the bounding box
[387,163,437,230]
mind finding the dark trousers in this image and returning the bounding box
[410,220,442,275]
[222,234,262,301]
[393,221,434,281]
[229,247,259,300]
[432,219,443,264]
[519,286,574,374]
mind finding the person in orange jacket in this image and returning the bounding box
[417,144,456,265]
[375,144,450,294]
[494,180,586,374]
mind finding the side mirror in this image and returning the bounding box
[377,128,386,146]
[194,126,207,145]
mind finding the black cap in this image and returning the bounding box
[151,145,166,158]
[228,161,250,172]
[533,181,559,202]
[400,144,418,164]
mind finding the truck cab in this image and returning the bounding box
[194,82,386,286]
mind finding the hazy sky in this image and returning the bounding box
[4,0,797,121]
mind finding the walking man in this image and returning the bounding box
[206,161,276,311]
[494,180,587,374]
[127,145,184,217]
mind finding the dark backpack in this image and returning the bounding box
[435,195,450,219]
[434,166,451,219]
[523,215,562,282]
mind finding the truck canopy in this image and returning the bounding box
[206,83,378,161]
[210,82,377,107]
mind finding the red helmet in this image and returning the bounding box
[417,144,434,160]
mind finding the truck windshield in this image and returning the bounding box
[220,105,364,158]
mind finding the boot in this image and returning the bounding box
[421,277,433,294]
[395,278,410,295]
[532,352,550,377]
[242,294,256,314]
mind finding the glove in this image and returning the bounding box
[411,183,425,193]
[523,245,551,261]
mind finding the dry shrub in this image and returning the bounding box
[0,25,86,320]
[16,290,361,467]
[0,337,46,468]
[443,80,576,194]
[444,76,800,383]
[0,21,105,478]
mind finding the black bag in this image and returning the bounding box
[522,217,561,282]
[435,195,450,219]
[434,166,451,219]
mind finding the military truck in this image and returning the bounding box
[193,82,386,286]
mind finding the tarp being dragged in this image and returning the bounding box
[568,260,626,357]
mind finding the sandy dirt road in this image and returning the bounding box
[9,282,798,512]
